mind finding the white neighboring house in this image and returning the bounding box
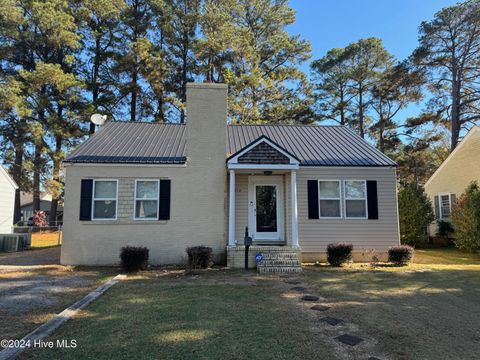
[0,166,18,233]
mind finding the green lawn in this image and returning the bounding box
[23,248,480,360]
[24,272,338,360]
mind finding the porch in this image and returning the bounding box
[225,136,301,270]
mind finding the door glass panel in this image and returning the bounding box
[256,185,277,232]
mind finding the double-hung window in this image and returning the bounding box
[135,180,159,220]
[344,180,367,218]
[439,194,451,219]
[92,180,118,220]
[318,180,342,218]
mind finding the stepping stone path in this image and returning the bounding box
[281,278,381,358]
[290,286,307,292]
[336,334,364,346]
[286,280,301,285]
[310,304,330,312]
[320,316,342,326]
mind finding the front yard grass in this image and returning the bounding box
[22,248,480,360]
[25,272,337,360]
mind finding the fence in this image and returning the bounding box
[7,225,62,250]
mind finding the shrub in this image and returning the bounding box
[120,246,149,272]
[436,220,454,241]
[451,182,480,252]
[327,243,353,266]
[186,246,213,269]
[388,245,414,266]
[398,185,434,246]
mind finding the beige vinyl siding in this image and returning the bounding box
[425,127,480,234]
[296,167,399,253]
[0,169,17,233]
[425,127,480,211]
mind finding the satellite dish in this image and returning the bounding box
[90,114,107,126]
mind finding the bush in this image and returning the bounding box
[120,246,149,272]
[388,245,414,266]
[327,243,353,266]
[451,182,480,252]
[186,246,213,269]
[436,220,454,241]
[398,185,434,246]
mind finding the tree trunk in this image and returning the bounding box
[358,85,364,138]
[13,142,24,224]
[49,134,62,226]
[339,89,345,126]
[379,125,385,153]
[451,77,461,151]
[130,67,138,122]
[32,143,41,213]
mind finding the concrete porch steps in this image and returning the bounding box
[257,251,302,274]
[227,245,302,272]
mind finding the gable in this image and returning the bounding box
[237,142,290,164]
[0,166,18,190]
[425,126,480,195]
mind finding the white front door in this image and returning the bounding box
[248,176,284,242]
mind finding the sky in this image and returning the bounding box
[287,0,460,121]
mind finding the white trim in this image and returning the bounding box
[318,180,342,219]
[228,170,236,246]
[228,164,299,170]
[92,179,118,221]
[248,175,284,242]
[0,166,18,189]
[343,180,368,219]
[438,192,453,220]
[425,126,480,187]
[291,170,299,247]
[227,137,300,166]
[133,179,160,221]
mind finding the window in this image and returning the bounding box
[92,180,117,220]
[135,180,159,220]
[318,180,341,218]
[440,194,451,219]
[344,180,367,218]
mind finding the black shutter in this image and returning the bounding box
[434,195,440,219]
[366,180,378,220]
[79,179,93,221]
[158,179,171,220]
[307,180,319,219]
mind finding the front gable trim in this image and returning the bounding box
[227,135,300,169]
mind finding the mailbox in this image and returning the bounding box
[244,227,252,270]
[244,228,253,246]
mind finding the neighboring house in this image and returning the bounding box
[425,126,480,233]
[19,192,63,226]
[61,83,400,268]
[0,166,18,233]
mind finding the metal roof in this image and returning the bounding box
[66,121,396,167]
[66,122,186,164]
[227,125,396,166]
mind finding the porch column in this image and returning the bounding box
[228,169,236,246]
[291,170,299,247]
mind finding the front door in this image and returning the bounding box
[248,176,284,242]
